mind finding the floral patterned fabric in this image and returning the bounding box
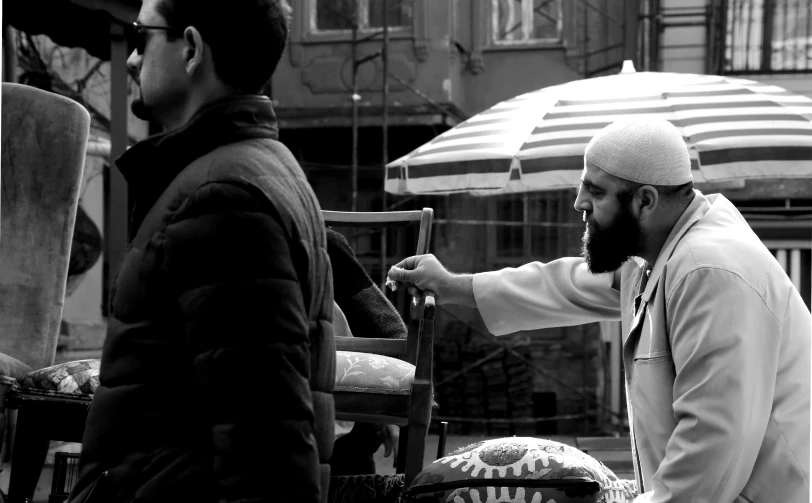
[406,437,639,503]
[335,351,415,395]
[16,359,100,397]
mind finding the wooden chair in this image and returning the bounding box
[0,83,90,503]
[323,208,435,487]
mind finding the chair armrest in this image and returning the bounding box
[410,290,436,322]
[422,291,435,321]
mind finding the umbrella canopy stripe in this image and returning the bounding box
[522,127,812,151]
[690,128,812,143]
[519,156,702,174]
[701,146,812,165]
[407,159,513,178]
[411,143,517,159]
[524,115,812,136]
[387,70,812,194]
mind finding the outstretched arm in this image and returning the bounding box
[389,254,623,336]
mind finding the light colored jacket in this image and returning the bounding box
[473,191,810,503]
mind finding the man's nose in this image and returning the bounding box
[126,51,140,79]
[574,188,590,213]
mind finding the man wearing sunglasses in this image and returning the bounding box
[67,1,334,503]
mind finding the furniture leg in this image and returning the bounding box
[395,426,408,474]
[403,420,429,487]
[7,407,50,503]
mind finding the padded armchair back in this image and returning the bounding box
[0,83,89,371]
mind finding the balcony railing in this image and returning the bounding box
[722,0,812,74]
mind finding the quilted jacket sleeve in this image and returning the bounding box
[160,181,319,503]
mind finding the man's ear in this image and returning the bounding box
[635,185,659,220]
[183,26,205,76]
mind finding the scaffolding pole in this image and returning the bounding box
[380,0,390,287]
[351,0,360,214]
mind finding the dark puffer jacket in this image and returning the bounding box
[68,96,334,503]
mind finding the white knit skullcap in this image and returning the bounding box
[584,118,692,186]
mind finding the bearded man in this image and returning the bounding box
[387,118,810,503]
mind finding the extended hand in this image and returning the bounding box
[387,254,476,307]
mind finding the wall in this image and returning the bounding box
[658,0,707,73]
[274,0,627,120]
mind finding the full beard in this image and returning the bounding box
[581,205,642,274]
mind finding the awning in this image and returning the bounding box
[5,0,139,60]
[275,103,467,129]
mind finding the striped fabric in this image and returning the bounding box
[386,71,812,195]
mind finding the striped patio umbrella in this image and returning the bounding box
[385,62,812,195]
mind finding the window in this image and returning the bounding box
[312,0,413,32]
[495,197,525,258]
[723,0,812,73]
[492,0,563,45]
[490,192,580,265]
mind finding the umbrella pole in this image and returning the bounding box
[380,0,390,288]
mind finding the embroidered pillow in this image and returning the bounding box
[405,437,638,503]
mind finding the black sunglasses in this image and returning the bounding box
[127,22,183,55]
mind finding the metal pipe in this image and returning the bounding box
[106,23,130,309]
[351,3,359,214]
[380,0,389,288]
[3,24,17,83]
[436,421,448,459]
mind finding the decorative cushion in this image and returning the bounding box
[15,359,100,398]
[405,437,638,503]
[335,351,415,395]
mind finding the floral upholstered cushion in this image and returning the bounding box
[335,351,415,395]
[16,359,100,397]
[406,437,638,503]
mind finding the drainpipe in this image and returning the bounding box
[2,24,17,83]
[624,0,641,64]
[379,0,389,287]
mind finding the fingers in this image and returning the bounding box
[390,255,420,272]
[387,265,415,284]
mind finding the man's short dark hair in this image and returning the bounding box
[616,180,694,207]
[156,0,292,93]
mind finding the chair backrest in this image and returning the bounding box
[322,208,434,365]
[0,83,90,371]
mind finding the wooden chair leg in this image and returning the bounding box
[7,407,50,503]
[0,380,11,463]
[395,426,408,473]
[403,420,429,488]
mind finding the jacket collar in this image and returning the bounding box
[116,94,279,209]
[641,189,712,302]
